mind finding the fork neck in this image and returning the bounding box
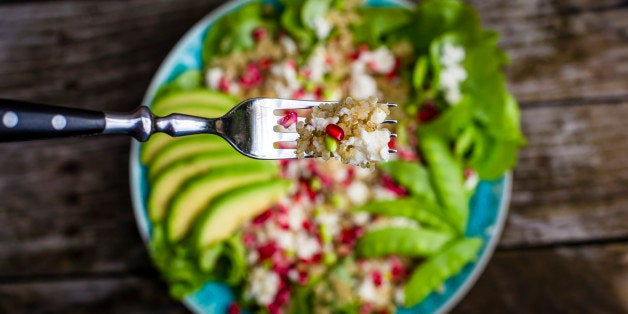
[103,107,222,141]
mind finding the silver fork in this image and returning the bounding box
[0,98,397,159]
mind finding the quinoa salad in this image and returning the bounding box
[141,0,525,313]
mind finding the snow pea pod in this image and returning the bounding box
[404,237,482,307]
[419,133,468,234]
[352,198,454,231]
[356,227,454,258]
[378,160,437,204]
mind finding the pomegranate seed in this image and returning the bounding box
[372,271,383,287]
[258,242,279,260]
[388,137,396,149]
[398,147,419,162]
[325,124,344,141]
[218,77,230,92]
[298,270,308,285]
[278,110,298,128]
[381,175,407,196]
[314,86,323,98]
[367,60,378,72]
[325,55,334,66]
[268,302,282,314]
[292,89,306,100]
[311,253,322,263]
[359,303,374,314]
[385,58,401,80]
[391,264,405,281]
[299,68,312,79]
[252,27,267,41]
[464,168,475,179]
[339,228,357,246]
[239,64,262,88]
[301,220,311,230]
[253,209,273,225]
[260,58,272,69]
[227,302,241,314]
[276,204,289,215]
[275,287,290,305]
[242,233,256,246]
[272,263,291,276]
[417,101,439,122]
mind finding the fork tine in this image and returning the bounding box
[273,132,300,142]
[382,119,397,124]
[255,98,336,110]
[274,149,298,159]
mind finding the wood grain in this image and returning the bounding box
[0,243,625,314]
[0,0,225,111]
[0,0,626,313]
[0,275,185,314]
[468,0,628,104]
[501,101,628,247]
[455,242,628,313]
[0,137,153,277]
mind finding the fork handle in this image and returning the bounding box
[0,98,219,142]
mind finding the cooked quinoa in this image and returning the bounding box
[295,96,392,168]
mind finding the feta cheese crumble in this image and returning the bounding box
[438,43,467,105]
[246,267,281,306]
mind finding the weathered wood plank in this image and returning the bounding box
[0,275,186,314]
[0,137,155,277]
[455,242,628,313]
[501,101,628,247]
[0,243,624,313]
[0,0,224,111]
[0,0,626,108]
[466,0,628,103]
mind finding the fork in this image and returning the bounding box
[0,98,397,159]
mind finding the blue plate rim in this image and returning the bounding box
[128,0,512,312]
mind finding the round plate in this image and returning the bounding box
[130,0,512,313]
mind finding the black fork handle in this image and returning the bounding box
[0,98,218,142]
[0,98,106,142]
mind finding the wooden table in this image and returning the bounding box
[1,1,626,313]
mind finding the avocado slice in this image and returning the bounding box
[195,180,291,250]
[141,105,231,165]
[147,151,249,222]
[167,162,278,242]
[148,136,229,180]
[151,89,237,115]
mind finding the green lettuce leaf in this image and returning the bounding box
[352,7,412,46]
[406,0,481,54]
[203,2,277,63]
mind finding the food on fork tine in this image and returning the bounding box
[295,96,393,168]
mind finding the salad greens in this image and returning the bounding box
[202,2,278,63]
[357,227,454,258]
[403,238,483,307]
[353,198,453,232]
[378,160,437,204]
[145,0,524,310]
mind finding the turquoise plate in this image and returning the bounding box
[130,0,512,313]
